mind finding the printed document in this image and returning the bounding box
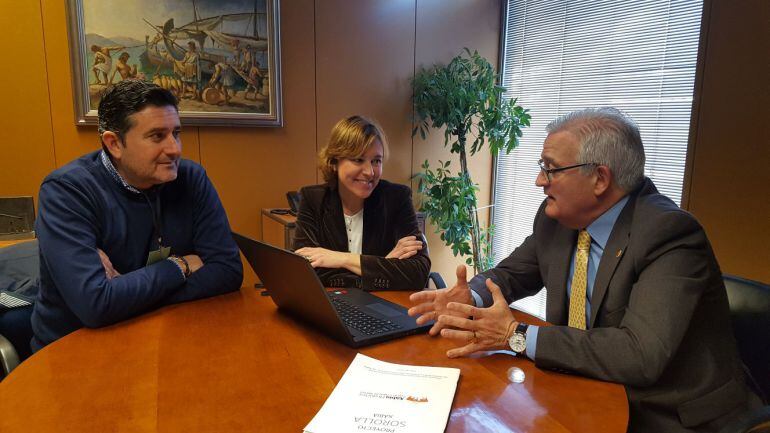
[304,353,460,433]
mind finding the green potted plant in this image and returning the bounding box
[413,49,530,274]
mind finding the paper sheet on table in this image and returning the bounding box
[304,353,460,433]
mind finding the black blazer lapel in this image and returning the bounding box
[322,186,349,253]
[362,184,385,255]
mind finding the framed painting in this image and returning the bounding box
[66,0,282,127]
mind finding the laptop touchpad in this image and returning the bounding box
[366,303,402,317]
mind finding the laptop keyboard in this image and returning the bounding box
[330,296,403,335]
[0,292,32,309]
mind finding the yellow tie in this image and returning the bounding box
[568,230,591,330]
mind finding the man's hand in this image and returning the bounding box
[182,254,203,274]
[408,265,473,336]
[295,247,359,272]
[386,236,424,260]
[97,249,121,280]
[438,278,517,358]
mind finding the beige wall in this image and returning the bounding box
[1,0,766,285]
[412,0,503,281]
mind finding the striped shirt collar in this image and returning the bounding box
[99,150,141,195]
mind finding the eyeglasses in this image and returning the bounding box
[538,159,596,183]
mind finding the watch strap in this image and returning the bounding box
[515,322,529,336]
[508,322,529,355]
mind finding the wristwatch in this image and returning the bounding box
[508,322,528,355]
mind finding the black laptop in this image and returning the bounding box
[232,232,432,347]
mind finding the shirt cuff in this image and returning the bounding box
[525,325,538,361]
[470,289,484,307]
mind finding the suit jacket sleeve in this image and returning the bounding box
[469,202,545,307]
[535,209,716,387]
[359,185,430,291]
[292,185,358,286]
[292,186,322,250]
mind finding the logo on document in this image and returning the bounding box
[405,395,428,403]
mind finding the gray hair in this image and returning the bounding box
[546,107,645,192]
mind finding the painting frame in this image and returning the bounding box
[66,0,283,127]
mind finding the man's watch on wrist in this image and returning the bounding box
[508,322,528,355]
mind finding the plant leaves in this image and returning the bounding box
[411,48,531,271]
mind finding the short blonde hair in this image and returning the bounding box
[318,115,389,183]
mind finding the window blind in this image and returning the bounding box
[493,0,703,318]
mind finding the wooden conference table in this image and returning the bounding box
[0,288,628,433]
[0,239,33,248]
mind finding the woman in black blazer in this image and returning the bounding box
[293,115,430,291]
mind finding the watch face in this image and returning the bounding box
[509,333,526,353]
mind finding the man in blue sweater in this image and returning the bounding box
[31,80,243,351]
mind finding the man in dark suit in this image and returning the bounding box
[409,107,759,432]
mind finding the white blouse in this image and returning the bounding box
[343,209,364,254]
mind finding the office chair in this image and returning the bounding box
[419,233,446,290]
[0,196,35,241]
[718,406,770,433]
[0,305,34,377]
[716,274,770,433]
[0,332,20,377]
[0,239,38,379]
[724,274,770,401]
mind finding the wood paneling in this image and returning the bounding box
[687,0,770,283]
[200,0,317,286]
[315,0,416,183]
[39,0,100,167]
[0,0,55,205]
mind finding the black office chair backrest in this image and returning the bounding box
[418,232,446,290]
[0,239,38,378]
[723,274,770,404]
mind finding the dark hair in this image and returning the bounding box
[98,79,178,152]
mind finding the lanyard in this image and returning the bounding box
[142,191,164,249]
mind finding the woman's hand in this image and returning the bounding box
[386,235,424,259]
[295,247,362,275]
